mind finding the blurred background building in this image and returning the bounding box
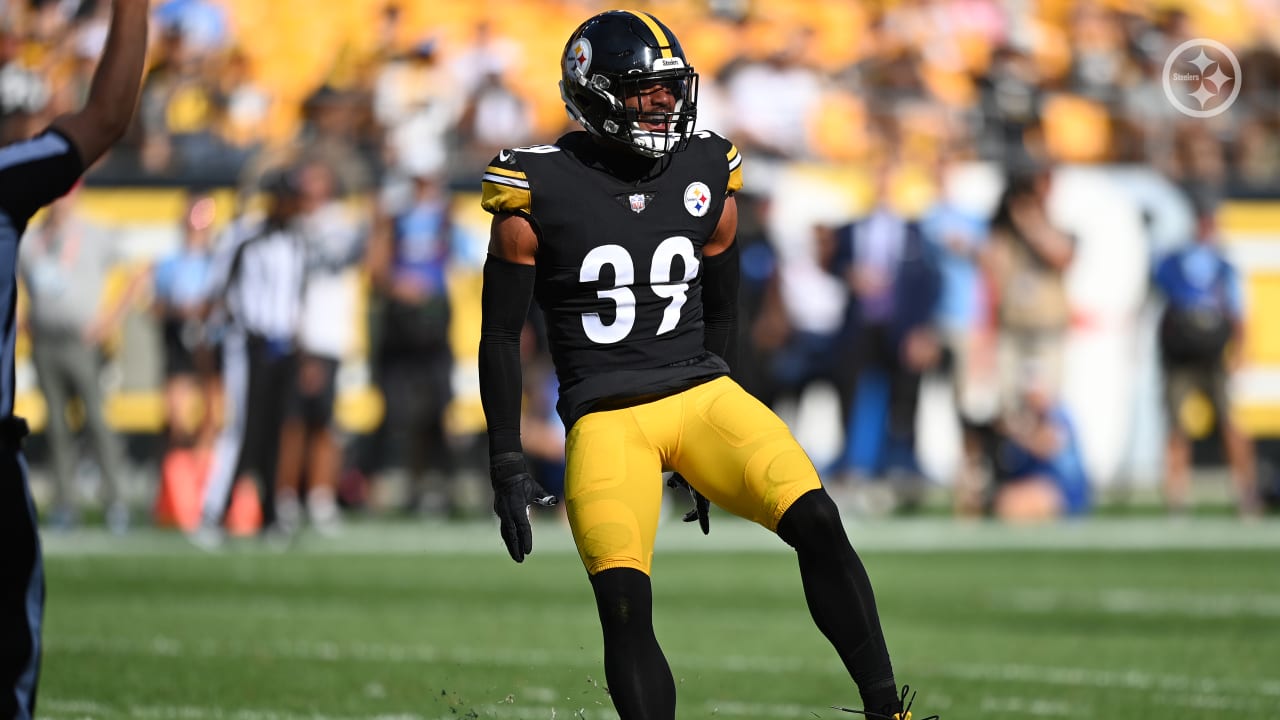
[5,0,1280,531]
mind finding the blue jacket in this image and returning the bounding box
[1152,244,1243,317]
[830,215,942,348]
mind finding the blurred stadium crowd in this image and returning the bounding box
[3,0,1278,536]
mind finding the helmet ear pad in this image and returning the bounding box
[559,11,699,157]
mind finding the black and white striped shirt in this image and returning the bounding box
[207,218,307,344]
[0,129,83,418]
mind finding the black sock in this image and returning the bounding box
[589,568,675,720]
[777,490,901,715]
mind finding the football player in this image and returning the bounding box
[0,2,149,718]
[478,10,933,720]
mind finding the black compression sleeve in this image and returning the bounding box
[479,254,536,457]
[0,128,84,225]
[702,241,740,370]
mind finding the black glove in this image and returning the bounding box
[667,472,710,535]
[490,452,558,563]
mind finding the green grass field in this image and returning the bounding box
[36,515,1280,720]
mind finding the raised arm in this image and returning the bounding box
[50,0,150,168]
[365,208,396,295]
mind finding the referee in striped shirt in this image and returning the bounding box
[190,169,308,548]
[0,3,148,718]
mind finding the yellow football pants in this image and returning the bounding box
[563,376,822,576]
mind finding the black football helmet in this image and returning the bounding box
[560,10,699,157]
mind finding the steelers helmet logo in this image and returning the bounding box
[684,182,711,217]
[566,37,592,78]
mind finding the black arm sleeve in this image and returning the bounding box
[702,240,740,371]
[0,128,84,226]
[478,254,536,457]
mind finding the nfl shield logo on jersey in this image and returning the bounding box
[629,193,647,213]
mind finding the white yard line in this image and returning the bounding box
[999,588,1280,618]
[40,701,432,720]
[39,698,834,720]
[41,651,1280,720]
[39,517,1280,557]
[42,687,1272,720]
[977,696,1085,717]
[49,635,1280,704]
[935,662,1280,698]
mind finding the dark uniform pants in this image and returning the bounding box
[1,417,42,720]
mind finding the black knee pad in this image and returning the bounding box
[777,489,847,552]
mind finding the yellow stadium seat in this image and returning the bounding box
[808,91,872,163]
[1041,93,1112,163]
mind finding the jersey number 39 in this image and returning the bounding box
[580,236,698,344]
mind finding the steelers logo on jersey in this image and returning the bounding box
[683,181,711,217]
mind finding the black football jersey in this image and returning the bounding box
[481,131,744,428]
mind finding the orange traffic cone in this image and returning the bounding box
[154,447,212,531]
[225,477,262,536]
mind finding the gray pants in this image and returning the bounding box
[30,330,125,510]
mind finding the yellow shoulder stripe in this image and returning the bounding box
[726,143,743,194]
[481,180,532,215]
[484,165,526,180]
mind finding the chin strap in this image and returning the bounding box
[629,128,686,156]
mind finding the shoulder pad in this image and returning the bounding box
[481,148,532,215]
[690,130,743,195]
[480,145,564,215]
[725,142,743,195]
